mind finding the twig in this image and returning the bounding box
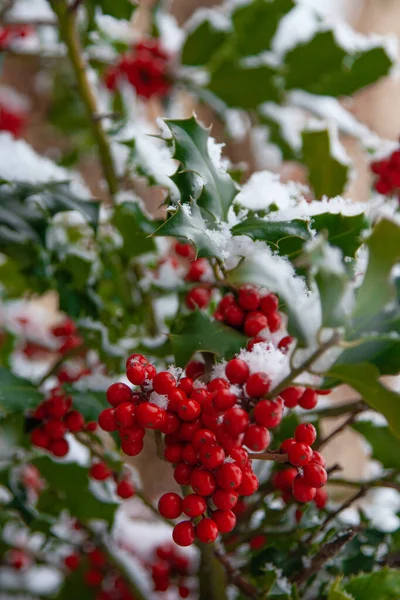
[92,111,121,122]
[309,400,366,418]
[291,527,360,586]
[315,409,364,451]
[326,463,342,476]
[214,545,258,599]
[133,264,158,336]
[328,475,400,492]
[267,332,341,399]
[247,451,288,463]
[48,0,118,200]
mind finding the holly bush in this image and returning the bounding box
[1,1,400,599]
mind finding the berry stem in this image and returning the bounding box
[247,450,288,463]
[309,400,366,418]
[48,0,118,201]
[198,542,229,600]
[328,474,400,492]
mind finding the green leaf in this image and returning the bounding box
[111,201,157,258]
[208,61,280,109]
[170,311,247,367]
[166,117,237,221]
[284,30,393,96]
[328,578,355,600]
[0,367,42,414]
[153,201,223,259]
[352,219,400,325]
[56,564,97,600]
[352,421,400,470]
[311,212,368,258]
[344,569,400,600]
[232,0,294,57]
[70,390,109,422]
[32,456,118,525]
[181,20,229,66]
[87,0,136,20]
[302,128,349,198]
[332,333,400,376]
[328,363,400,439]
[231,217,311,258]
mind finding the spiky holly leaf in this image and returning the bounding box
[231,217,311,258]
[344,569,400,600]
[328,578,355,600]
[311,212,368,258]
[302,128,349,198]
[181,19,229,66]
[153,201,223,259]
[170,311,247,367]
[165,117,237,221]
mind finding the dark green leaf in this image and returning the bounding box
[32,456,118,525]
[332,332,400,377]
[352,421,400,470]
[57,564,97,600]
[112,201,157,258]
[344,569,400,600]
[70,390,109,422]
[181,20,229,66]
[231,217,311,258]
[311,212,368,258]
[232,0,294,57]
[328,363,400,439]
[170,311,247,367]
[302,129,349,198]
[166,117,237,221]
[86,0,136,20]
[0,367,42,414]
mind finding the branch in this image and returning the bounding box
[267,332,341,398]
[247,450,288,463]
[310,400,366,418]
[329,475,400,492]
[214,545,258,599]
[48,0,118,201]
[315,408,364,451]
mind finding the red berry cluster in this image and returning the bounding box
[274,423,328,507]
[29,388,86,457]
[0,24,32,49]
[105,39,171,99]
[51,318,83,356]
[148,543,191,596]
[64,547,136,600]
[0,104,26,137]
[215,286,284,339]
[371,149,400,197]
[89,460,135,500]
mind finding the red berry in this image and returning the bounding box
[153,372,176,394]
[64,410,84,432]
[64,553,80,571]
[121,438,143,456]
[186,361,205,380]
[212,509,236,533]
[212,488,238,510]
[186,287,211,310]
[172,521,195,547]
[267,311,282,333]
[179,585,190,598]
[280,386,304,408]
[182,494,206,517]
[192,428,216,450]
[88,548,106,568]
[244,311,268,337]
[229,447,249,470]
[280,437,296,453]
[232,499,246,517]
[250,535,266,550]
[225,358,250,385]
[218,293,235,314]
[273,467,297,491]
[278,336,295,353]
[117,479,135,499]
[201,412,219,431]
[114,402,135,427]
[238,285,260,311]
[98,408,118,432]
[311,451,326,468]
[182,443,199,465]
[246,336,267,351]
[199,443,225,469]
[292,475,316,503]
[126,363,146,385]
[288,442,313,467]
[299,389,318,410]
[85,421,97,432]
[316,388,332,396]
[174,462,193,486]
[136,403,165,429]
[243,425,270,452]
[224,304,245,328]
[245,372,271,397]
[119,424,145,442]
[196,518,218,543]
[254,400,282,428]
[179,419,202,441]
[215,426,242,453]
[186,258,208,281]
[236,469,259,495]
[158,492,182,519]
[7,549,31,570]
[213,389,237,412]
[178,399,201,422]
[191,467,217,496]
[44,419,67,440]
[216,463,242,490]
[295,423,317,446]
[178,377,194,395]
[314,487,328,509]
[302,464,327,488]
[52,318,76,337]
[164,443,184,463]
[46,396,71,419]
[106,382,132,406]
[31,428,50,449]
[85,569,104,587]
[49,438,69,457]
[89,461,111,481]
[175,242,196,260]
[223,407,249,435]
[260,293,279,315]
[160,412,180,434]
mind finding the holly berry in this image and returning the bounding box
[295,423,317,445]
[223,407,249,435]
[164,443,184,463]
[244,311,268,337]
[273,467,297,491]
[212,488,238,510]
[212,509,236,533]
[314,487,328,509]
[114,402,135,427]
[292,475,316,503]
[311,451,326,468]
[153,372,176,394]
[237,469,259,495]
[117,479,135,499]
[245,372,271,397]
[178,398,201,422]
[213,389,237,412]
[249,535,267,550]
[278,336,294,353]
[216,463,243,490]
[302,464,327,488]
[225,358,250,384]
[136,403,165,429]
[158,492,182,519]
[243,425,270,452]
[260,293,279,315]
[267,311,282,332]
[191,467,217,495]
[49,439,69,457]
[199,443,225,469]
[280,387,304,408]
[31,428,50,449]
[196,518,218,543]
[64,410,84,433]
[172,521,195,547]
[174,463,193,486]
[299,389,318,410]
[182,494,207,517]
[89,461,111,481]
[224,304,245,328]
[288,442,313,467]
[192,428,216,450]
[98,408,118,432]
[186,361,205,379]
[121,438,143,456]
[238,285,260,311]
[106,382,132,406]
[44,419,67,440]
[64,553,80,571]
[6,549,31,570]
[254,400,282,428]
[175,241,196,260]
[186,287,211,310]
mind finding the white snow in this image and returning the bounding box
[184,7,232,34]
[234,171,306,211]
[157,13,185,54]
[149,391,169,410]
[237,342,290,389]
[95,15,136,43]
[207,137,229,171]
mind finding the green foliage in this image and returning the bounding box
[181,20,229,66]
[0,367,42,415]
[311,212,368,258]
[302,129,349,198]
[343,569,400,600]
[231,217,311,258]
[352,421,400,470]
[111,201,157,258]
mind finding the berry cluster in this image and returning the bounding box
[371,149,400,197]
[274,423,328,506]
[0,104,26,137]
[89,460,135,500]
[105,39,171,99]
[0,24,32,49]
[148,543,191,596]
[51,317,83,357]
[29,388,86,457]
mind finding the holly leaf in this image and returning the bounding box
[32,456,118,525]
[86,0,136,20]
[0,367,42,414]
[170,311,247,367]
[70,390,109,422]
[231,217,311,258]
[352,421,400,470]
[352,219,400,326]
[232,0,294,57]
[311,212,368,258]
[328,578,355,600]
[111,201,157,258]
[344,569,400,600]
[302,128,349,198]
[165,117,237,221]
[328,363,400,439]
[181,20,229,66]
[153,201,223,259]
[284,30,393,96]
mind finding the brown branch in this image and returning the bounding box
[329,475,400,492]
[310,400,366,418]
[315,408,364,451]
[248,451,288,463]
[214,545,258,599]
